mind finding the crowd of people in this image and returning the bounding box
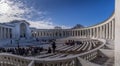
[48,41,56,53]
[0,40,57,56]
[0,47,44,56]
[0,38,101,57]
[65,40,83,46]
[36,38,56,43]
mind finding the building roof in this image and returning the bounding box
[9,20,30,25]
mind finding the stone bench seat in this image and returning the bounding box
[76,43,86,51]
[36,53,55,58]
[92,42,97,47]
[87,42,92,51]
[67,45,82,51]
[47,54,67,58]
[56,45,69,50]
[82,43,89,51]
[60,46,74,51]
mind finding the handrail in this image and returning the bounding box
[28,60,35,66]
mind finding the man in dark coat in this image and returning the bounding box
[52,41,56,53]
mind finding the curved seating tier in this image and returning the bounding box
[55,38,103,54]
[0,38,105,66]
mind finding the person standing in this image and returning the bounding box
[10,40,12,44]
[52,41,56,53]
[48,47,52,53]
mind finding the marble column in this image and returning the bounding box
[82,30,84,37]
[71,31,72,36]
[97,27,99,38]
[6,28,9,39]
[83,30,85,37]
[4,28,7,39]
[95,28,97,38]
[74,30,77,36]
[103,25,106,39]
[86,30,88,38]
[96,28,97,38]
[78,30,80,36]
[61,31,63,37]
[77,30,79,36]
[86,29,88,38]
[8,29,10,39]
[99,26,102,38]
[81,30,83,37]
[89,29,91,38]
[93,28,95,38]
[91,28,93,38]
[112,20,115,40]
[80,30,81,37]
[76,30,78,36]
[90,28,92,38]
[66,31,67,37]
[72,31,74,36]
[110,21,113,40]
[0,27,1,39]
[74,31,76,36]
[98,27,100,38]
[3,28,5,39]
[86,30,87,38]
[99,27,101,38]
[106,24,109,39]
[107,23,110,39]
[84,30,86,38]
[88,29,90,38]
[109,22,112,39]
[87,29,88,37]
[104,25,106,39]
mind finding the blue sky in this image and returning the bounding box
[27,0,114,27]
[0,0,114,28]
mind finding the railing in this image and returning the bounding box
[28,60,35,66]
[0,39,106,66]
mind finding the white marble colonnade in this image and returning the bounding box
[70,17,115,40]
[0,26,12,40]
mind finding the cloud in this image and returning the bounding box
[0,0,29,22]
[0,0,71,29]
[29,21,55,29]
[28,21,71,29]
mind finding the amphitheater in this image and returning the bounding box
[0,1,119,66]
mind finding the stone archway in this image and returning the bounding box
[20,23,27,38]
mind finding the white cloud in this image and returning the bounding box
[0,0,71,29]
[28,21,71,29]
[0,0,29,22]
[29,21,55,29]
